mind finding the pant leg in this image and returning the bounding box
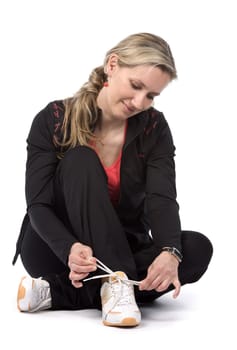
[178,231,213,284]
[53,146,137,278]
[20,223,66,277]
[134,230,213,303]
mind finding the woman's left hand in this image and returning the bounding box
[139,251,181,298]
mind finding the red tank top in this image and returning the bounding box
[104,150,122,205]
[93,121,127,206]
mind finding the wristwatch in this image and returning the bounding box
[162,247,183,263]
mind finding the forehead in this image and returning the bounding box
[120,65,171,91]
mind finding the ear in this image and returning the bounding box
[105,54,119,77]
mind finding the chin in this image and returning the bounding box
[111,108,129,120]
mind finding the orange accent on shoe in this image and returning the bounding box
[17,277,26,311]
[103,317,139,327]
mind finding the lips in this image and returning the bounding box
[123,101,136,114]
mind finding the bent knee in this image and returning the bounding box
[58,146,102,174]
[182,231,213,264]
[63,146,99,164]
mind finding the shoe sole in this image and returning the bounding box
[17,276,31,312]
[103,317,139,327]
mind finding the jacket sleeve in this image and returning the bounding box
[145,112,182,252]
[25,102,77,264]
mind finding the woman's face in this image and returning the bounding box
[100,55,171,120]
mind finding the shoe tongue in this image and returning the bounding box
[115,271,127,278]
[110,271,127,282]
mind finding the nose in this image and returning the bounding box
[131,93,150,111]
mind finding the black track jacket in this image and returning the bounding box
[13,100,182,266]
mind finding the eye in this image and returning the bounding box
[130,82,141,90]
[130,80,156,100]
[147,94,154,100]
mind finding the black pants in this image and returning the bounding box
[20,147,213,310]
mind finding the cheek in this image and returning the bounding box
[109,76,133,102]
[107,87,119,105]
[145,100,154,109]
[109,86,125,103]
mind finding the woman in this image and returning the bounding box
[13,32,213,327]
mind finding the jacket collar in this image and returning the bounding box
[124,111,147,149]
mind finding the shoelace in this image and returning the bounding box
[84,259,140,311]
[83,258,140,286]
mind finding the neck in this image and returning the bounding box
[97,116,125,134]
[97,92,125,133]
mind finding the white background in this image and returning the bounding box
[0,0,236,349]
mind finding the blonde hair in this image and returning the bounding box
[60,33,177,150]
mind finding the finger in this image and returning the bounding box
[69,271,89,282]
[155,279,170,292]
[70,262,96,273]
[79,248,94,260]
[139,274,163,291]
[69,245,95,266]
[172,279,181,299]
[74,256,97,267]
[139,277,154,291]
[88,256,97,264]
[139,278,154,291]
[71,280,83,288]
[79,260,97,268]
[70,257,93,266]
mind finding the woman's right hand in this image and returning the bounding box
[68,242,97,288]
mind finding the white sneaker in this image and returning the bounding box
[100,271,141,327]
[17,276,52,312]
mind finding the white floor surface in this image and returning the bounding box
[1,248,235,350]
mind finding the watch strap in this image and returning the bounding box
[162,246,183,263]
